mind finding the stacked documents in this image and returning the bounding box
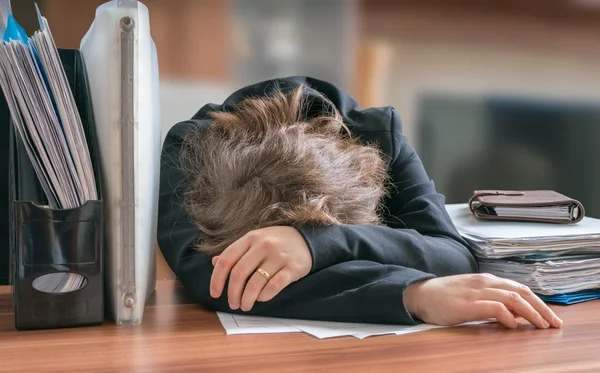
[446,204,600,300]
[476,256,600,295]
[0,5,97,210]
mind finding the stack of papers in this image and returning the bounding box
[217,312,492,339]
[446,204,600,299]
[0,5,97,209]
[477,256,600,295]
[445,204,600,260]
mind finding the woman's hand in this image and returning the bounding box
[209,226,312,312]
[404,273,563,329]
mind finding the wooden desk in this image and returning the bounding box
[0,281,598,373]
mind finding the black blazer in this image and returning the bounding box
[157,76,477,324]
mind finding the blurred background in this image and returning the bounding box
[3,0,600,282]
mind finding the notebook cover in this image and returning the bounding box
[468,190,585,224]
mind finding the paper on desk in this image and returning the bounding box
[285,318,492,340]
[216,312,301,335]
[217,312,493,339]
[286,318,414,339]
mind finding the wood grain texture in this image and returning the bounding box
[0,280,598,373]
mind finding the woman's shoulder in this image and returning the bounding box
[346,105,404,162]
[164,119,209,142]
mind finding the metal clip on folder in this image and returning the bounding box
[80,0,161,325]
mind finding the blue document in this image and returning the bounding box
[541,291,600,305]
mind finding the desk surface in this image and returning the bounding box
[0,281,598,373]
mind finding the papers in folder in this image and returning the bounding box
[0,6,97,210]
[493,205,574,221]
[446,204,600,297]
[0,7,97,292]
[31,272,88,293]
[217,312,492,339]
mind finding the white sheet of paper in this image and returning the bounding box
[292,319,492,340]
[285,318,407,339]
[216,312,494,339]
[216,312,301,335]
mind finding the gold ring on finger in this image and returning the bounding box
[256,267,271,281]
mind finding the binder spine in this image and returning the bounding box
[118,14,137,316]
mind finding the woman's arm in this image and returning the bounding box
[296,108,478,275]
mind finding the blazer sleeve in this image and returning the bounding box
[294,107,478,275]
[157,117,475,325]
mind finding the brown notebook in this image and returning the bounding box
[467,190,585,224]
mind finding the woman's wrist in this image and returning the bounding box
[404,279,429,321]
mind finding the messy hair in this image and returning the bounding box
[179,85,389,256]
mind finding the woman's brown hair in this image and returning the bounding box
[179,85,389,256]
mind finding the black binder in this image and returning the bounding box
[8,48,104,330]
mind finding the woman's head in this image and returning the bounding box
[180,85,389,255]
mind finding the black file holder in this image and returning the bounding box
[8,48,104,330]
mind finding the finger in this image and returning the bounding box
[517,286,562,328]
[257,269,294,303]
[490,279,562,328]
[227,246,269,310]
[212,256,219,266]
[210,236,251,299]
[481,288,549,329]
[472,300,518,329]
[240,265,282,312]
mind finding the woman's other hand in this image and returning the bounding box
[404,273,563,329]
[209,226,312,312]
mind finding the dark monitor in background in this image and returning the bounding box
[417,94,600,218]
